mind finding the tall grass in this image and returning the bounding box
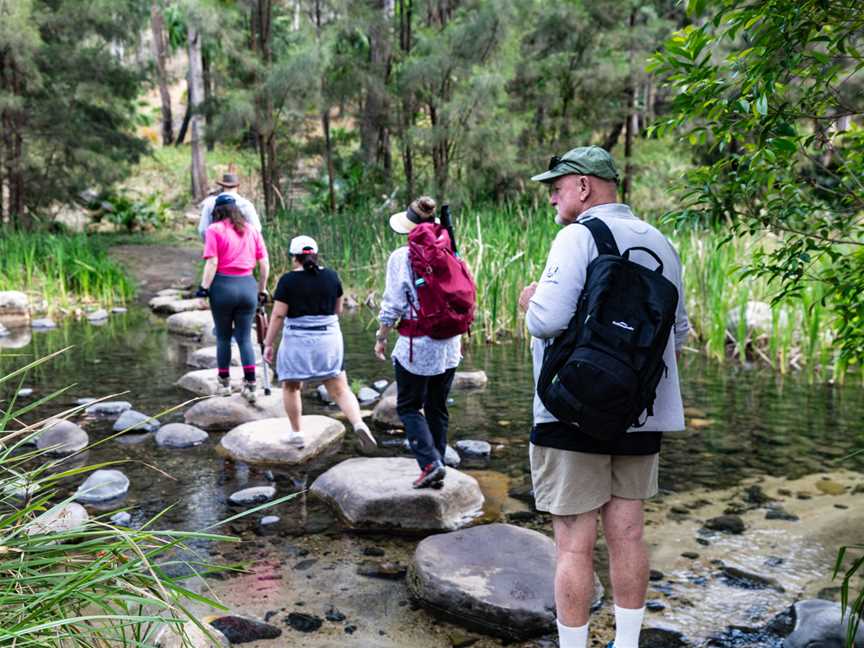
[0,232,133,312]
[268,204,844,379]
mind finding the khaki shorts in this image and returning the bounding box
[529,443,659,516]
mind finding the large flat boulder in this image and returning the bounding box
[408,523,603,640]
[187,344,261,369]
[311,457,484,533]
[217,415,344,465]
[0,290,30,327]
[184,393,286,431]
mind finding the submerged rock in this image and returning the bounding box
[452,370,488,389]
[27,502,88,536]
[228,485,276,506]
[36,419,89,456]
[113,409,160,433]
[184,393,286,431]
[155,423,208,448]
[218,416,344,465]
[311,457,484,533]
[454,440,491,466]
[110,511,132,526]
[408,523,603,640]
[208,615,281,644]
[85,401,132,418]
[74,469,130,503]
[719,565,785,592]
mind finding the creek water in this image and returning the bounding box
[3,307,863,645]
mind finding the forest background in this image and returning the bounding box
[0,0,862,381]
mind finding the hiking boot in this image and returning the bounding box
[241,379,257,403]
[353,423,378,454]
[430,479,445,490]
[412,461,445,489]
[217,376,232,397]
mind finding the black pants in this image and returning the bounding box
[394,358,456,469]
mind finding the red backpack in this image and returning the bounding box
[397,222,477,346]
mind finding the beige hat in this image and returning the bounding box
[216,172,240,188]
[389,197,436,234]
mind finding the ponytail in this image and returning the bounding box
[295,253,320,275]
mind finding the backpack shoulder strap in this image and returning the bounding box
[579,217,620,257]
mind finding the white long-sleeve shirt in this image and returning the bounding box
[527,202,689,431]
[197,190,262,241]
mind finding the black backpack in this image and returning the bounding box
[536,217,679,441]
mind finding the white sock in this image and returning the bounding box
[556,620,588,648]
[613,604,645,648]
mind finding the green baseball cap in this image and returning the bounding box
[531,145,620,184]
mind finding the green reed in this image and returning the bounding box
[0,232,134,312]
[268,205,841,378]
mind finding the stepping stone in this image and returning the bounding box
[111,307,127,314]
[113,409,160,433]
[36,419,89,456]
[186,344,261,369]
[85,401,132,418]
[153,621,229,648]
[217,415,345,466]
[0,290,30,327]
[86,309,108,322]
[27,502,88,536]
[357,386,379,404]
[444,445,461,468]
[371,382,401,428]
[310,457,484,533]
[228,485,276,506]
[156,288,188,298]
[184,393,286,431]
[177,367,246,396]
[373,379,389,392]
[166,310,215,339]
[74,469,130,503]
[150,296,208,315]
[452,370,488,390]
[784,599,864,647]
[32,318,57,330]
[155,423,208,448]
[408,523,604,640]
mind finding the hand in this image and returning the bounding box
[263,344,274,365]
[374,340,387,361]
[195,285,209,299]
[518,282,537,312]
[258,290,270,306]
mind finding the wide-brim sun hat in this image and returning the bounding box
[216,172,240,188]
[289,235,318,254]
[389,198,436,234]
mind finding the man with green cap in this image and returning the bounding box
[518,146,690,648]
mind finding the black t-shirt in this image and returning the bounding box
[273,268,343,318]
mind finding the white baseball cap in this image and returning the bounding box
[289,235,318,254]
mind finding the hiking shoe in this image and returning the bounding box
[217,376,232,397]
[241,380,257,403]
[412,461,445,489]
[286,432,305,449]
[430,479,445,490]
[353,423,378,453]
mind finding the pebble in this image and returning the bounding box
[373,379,389,392]
[17,388,33,398]
[209,616,282,643]
[111,511,132,526]
[765,506,799,521]
[646,600,666,612]
[325,607,346,623]
[703,514,745,534]
[356,560,407,579]
[285,612,323,633]
[681,552,700,560]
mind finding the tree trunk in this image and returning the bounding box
[621,8,637,204]
[187,23,208,201]
[360,0,391,181]
[397,0,414,199]
[314,0,336,213]
[429,101,449,197]
[150,2,173,146]
[175,103,191,146]
[251,0,277,219]
[203,47,214,152]
[0,53,27,228]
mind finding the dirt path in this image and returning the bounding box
[109,243,201,302]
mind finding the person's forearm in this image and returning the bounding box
[265,313,284,347]
[375,324,393,340]
[257,259,270,293]
[201,258,218,289]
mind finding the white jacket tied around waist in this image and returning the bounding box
[526,203,690,432]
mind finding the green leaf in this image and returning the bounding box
[755,94,768,116]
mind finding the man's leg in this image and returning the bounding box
[552,510,600,648]
[602,496,648,648]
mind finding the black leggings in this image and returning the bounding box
[209,273,257,372]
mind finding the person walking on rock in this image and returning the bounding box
[519,147,689,648]
[196,194,270,402]
[262,236,377,452]
[375,196,474,489]
[197,171,262,241]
